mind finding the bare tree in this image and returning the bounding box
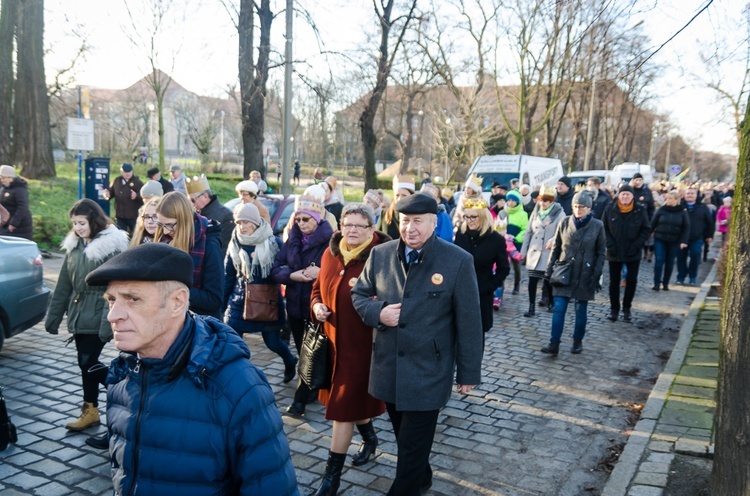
[174,94,222,165]
[359,0,419,191]
[0,0,16,164]
[13,0,55,178]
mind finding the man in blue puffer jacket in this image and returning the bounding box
[86,243,299,496]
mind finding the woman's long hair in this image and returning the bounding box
[68,198,112,239]
[155,192,195,252]
[130,197,161,247]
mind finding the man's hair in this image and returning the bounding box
[587,177,601,186]
[157,280,189,308]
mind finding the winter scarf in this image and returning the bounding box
[161,213,208,289]
[573,212,593,230]
[617,199,634,214]
[339,234,373,266]
[538,203,554,220]
[228,219,279,281]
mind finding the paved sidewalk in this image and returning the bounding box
[0,248,715,495]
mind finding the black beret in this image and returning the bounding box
[395,193,438,215]
[121,163,133,172]
[147,167,160,178]
[558,176,572,188]
[86,243,194,288]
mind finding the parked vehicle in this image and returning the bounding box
[612,162,655,184]
[0,236,51,351]
[224,194,298,236]
[467,155,564,201]
[567,169,623,190]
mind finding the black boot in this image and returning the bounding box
[283,357,298,384]
[308,451,346,496]
[85,432,109,450]
[571,340,583,354]
[523,304,535,318]
[623,308,632,322]
[352,421,378,466]
[540,341,559,356]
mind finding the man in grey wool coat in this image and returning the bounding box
[352,193,484,496]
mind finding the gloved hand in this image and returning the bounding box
[45,326,58,335]
[595,282,602,292]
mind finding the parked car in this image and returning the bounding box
[0,236,51,351]
[224,194,298,236]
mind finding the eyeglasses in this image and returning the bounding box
[189,192,206,203]
[342,224,370,231]
[463,215,479,221]
[143,215,158,222]
[156,221,177,232]
[240,192,255,198]
[572,205,590,209]
[295,216,312,224]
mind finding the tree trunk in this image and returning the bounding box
[0,0,16,164]
[238,0,271,180]
[13,0,54,178]
[710,92,750,495]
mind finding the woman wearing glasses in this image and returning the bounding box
[454,198,510,335]
[271,193,334,417]
[520,187,565,317]
[129,197,161,246]
[45,199,129,433]
[306,203,389,495]
[223,202,297,383]
[155,191,224,318]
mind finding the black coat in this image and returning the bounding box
[681,201,715,242]
[632,185,655,220]
[158,177,174,194]
[651,204,690,245]
[590,190,611,220]
[602,202,651,262]
[198,195,235,257]
[0,177,33,239]
[454,228,510,295]
[556,189,575,216]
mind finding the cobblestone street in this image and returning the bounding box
[0,247,715,495]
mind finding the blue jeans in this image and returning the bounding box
[261,330,296,366]
[550,296,588,343]
[653,239,680,287]
[677,239,703,282]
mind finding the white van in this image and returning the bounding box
[612,162,655,185]
[467,155,564,200]
[567,169,623,190]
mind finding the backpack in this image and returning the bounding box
[0,386,18,451]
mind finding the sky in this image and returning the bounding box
[43,0,744,158]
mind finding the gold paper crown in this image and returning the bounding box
[185,174,210,195]
[465,174,483,190]
[463,197,488,210]
[538,185,555,200]
[294,193,324,214]
[393,175,415,192]
[419,182,440,199]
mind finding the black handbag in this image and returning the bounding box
[549,259,573,287]
[0,386,18,452]
[298,322,331,390]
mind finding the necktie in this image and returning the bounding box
[407,250,419,266]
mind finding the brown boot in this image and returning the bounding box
[66,402,100,431]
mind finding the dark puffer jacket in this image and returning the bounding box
[0,176,33,239]
[271,220,333,319]
[454,228,510,295]
[681,201,715,242]
[106,315,299,496]
[602,202,651,262]
[651,204,690,245]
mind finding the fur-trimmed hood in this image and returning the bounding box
[61,224,130,261]
[329,230,391,261]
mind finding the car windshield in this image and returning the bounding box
[479,173,519,192]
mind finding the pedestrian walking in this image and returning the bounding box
[271,193,334,417]
[307,203,389,495]
[44,199,129,433]
[155,191,224,318]
[454,197,510,334]
[352,193,483,495]
[541,192,605,355]
[603,184,651,322]
[187,174,234,257]
[676,187,714,286]
[0,165,33,240]
[520,186,565,317]
[504,190,529,295]
[223,202,297,383]
[716,196,732,246]
[102,163,143,235]
[651,190,689,291]
[86,243,299,495]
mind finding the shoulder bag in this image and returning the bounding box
[549,259,573,287]
[0,386,18,452]
[243,283,279,322]
[298,321,331,390]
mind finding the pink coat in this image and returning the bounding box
[717,206,731,234]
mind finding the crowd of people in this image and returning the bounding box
[3,158,734,495]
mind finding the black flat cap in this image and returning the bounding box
[147,167,160,178]
[86,243,194,288]
[121,163,133,172]
[395,193,438,215]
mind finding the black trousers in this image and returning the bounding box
[608,260,640,312]
[479,292,494,333]
[288,315,316,405]
[527,276,551,305]
[385,402,439,496]
[116,217,137,236]
[75,334,107,406]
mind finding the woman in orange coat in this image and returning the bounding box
[308,203,389,496]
